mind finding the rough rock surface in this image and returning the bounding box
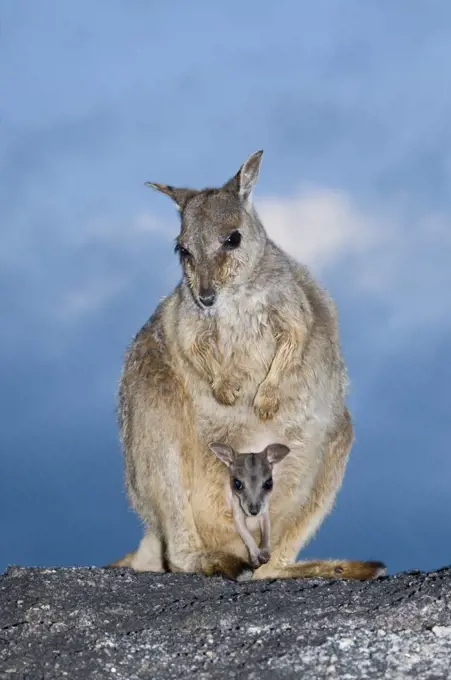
[1,565,451,679]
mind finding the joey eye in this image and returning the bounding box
[263,478,273,492]
[233,478,243,491]
[223,230,242,250]
[174,243,192,261]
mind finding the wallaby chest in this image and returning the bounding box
[215,288,276,372]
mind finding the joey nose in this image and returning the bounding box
[248,504,260,516]
[198,289,216,307]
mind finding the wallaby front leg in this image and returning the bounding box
[189,331,242,405]
[232,502,262,568]
[257,511,271,564]
[254,327,305,421]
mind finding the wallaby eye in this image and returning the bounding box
[174,243,192,261]
[223,230,242,250]
[233,478,243,491]
[263,478,273,491]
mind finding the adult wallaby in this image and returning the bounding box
[110,150,385,581]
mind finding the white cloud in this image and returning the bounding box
[259,188,451,348]
[259,187,380,272]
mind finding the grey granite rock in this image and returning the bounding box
[1,565,450,679]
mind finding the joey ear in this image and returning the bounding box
[144,182,197,210]
[223,150,264,200]
[208,442,235,467]
[265,444,290,466]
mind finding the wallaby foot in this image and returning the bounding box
[235,567,254,582]
[169,550,254,582]
[106,551,136,568]
[253,559,386,580]
[201,551,254,582]
[248,548,271,568]
[257,548,271,565]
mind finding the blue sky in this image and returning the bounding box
[2,0,451,575]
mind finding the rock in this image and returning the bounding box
[1,565,451,679]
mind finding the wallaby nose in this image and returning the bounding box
[198,289,216,307]
[248,504,260,516]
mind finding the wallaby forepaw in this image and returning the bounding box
[249,549,270,568]
[253,383,280,421]
[212,377,241,406]
[258,549,271,565]
[250,554,261,569]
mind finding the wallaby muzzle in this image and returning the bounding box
[198,287,216,308]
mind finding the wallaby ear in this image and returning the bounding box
[265,444,290,466]
[223,150,264,200]
[208,442,235,468]
[144,182,197,210]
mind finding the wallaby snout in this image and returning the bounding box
[247,503,261,516]
[198,287,216,308]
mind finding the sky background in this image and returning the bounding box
[2,0,451,576]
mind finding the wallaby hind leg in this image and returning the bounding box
[108,491,253,580]
[142,441,254,581]
[109,523,253,580]
[161,486,253,581]
[254,408,386,581]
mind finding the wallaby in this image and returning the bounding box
[110,150,385,581]
[209,442,290,569]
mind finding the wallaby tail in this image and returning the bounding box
[254,559,387,581]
